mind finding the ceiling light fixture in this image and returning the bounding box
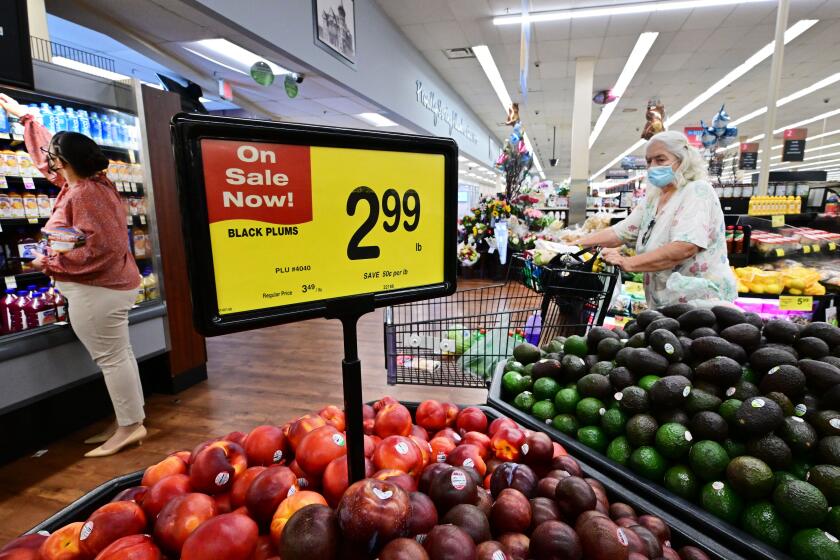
[589,32,659,148]
[191,38,291,75]
[746,107,840,142]
[356,112,398,127]
[473,44,546,180]
[51,56,130,81]
[592,19,818,180]
[182,47,249,76]
[730,73,840,127]
[493,0,773,25]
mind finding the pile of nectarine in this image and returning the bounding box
[0,398,713,560]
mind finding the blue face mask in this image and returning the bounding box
[647,165,676,188]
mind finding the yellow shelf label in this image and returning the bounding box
[779,295,813,311]
[771,215,785,227]
[775,248,785,257]
[803,246,811,254]
[830,242,837,251]
[813,245,821,253]
[624,281,645,296]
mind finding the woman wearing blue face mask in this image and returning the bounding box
[579,130,737,308]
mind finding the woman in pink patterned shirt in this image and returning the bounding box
[0,94,146,457]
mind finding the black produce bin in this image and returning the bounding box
[25,402,738,559]
[486,365,793,560]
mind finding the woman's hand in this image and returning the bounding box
[0,93,29,119]
[31,251,47,271]
[600,247,629,270]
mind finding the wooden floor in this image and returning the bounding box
[0,283,493,540]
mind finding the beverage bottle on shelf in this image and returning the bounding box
[27,104,43,126]
[734,226,745,253]
[39,103,55,133]
[22,191,38,219]
[27,284,37,297]
[66,108,80,133]
[53,105,67,132]
[0,106,8,135]
[114,116,125,147]
[118,118,128,148]
[54,289,68,322]
[725,226,734,252]
[38,288,57,325]
[89,112,102,143]
[77,110,91,137]
[0,288,16,334]
[100,113,111,145]
[748,197,754,215]
[11,290,29,332]
[24,291,55,329]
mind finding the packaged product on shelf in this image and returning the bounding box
[132,228,147,257]
[9,193,25,218]
[54,289,68,322]
[0,107,7,135]
[106,160,118,182]
[0,288,15,334]
[116,161,129,182]
[16,150,33,177]
[16,235,42,272]
[1,150,19,176]
[22,193,38,219]
[36,193,50,218]
[142,268,159,300]
[24,291,55,329]
[48,194,57,213]
[0,193,11,219]
[8,290,27,333]
[135,275,146,304]
[136,196,147,215]
[129,197,140,216]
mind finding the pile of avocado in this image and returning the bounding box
[501,303,840,559]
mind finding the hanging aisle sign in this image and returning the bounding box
[782,128,808,162]
[172,114,457,335]
[739,142,759,170]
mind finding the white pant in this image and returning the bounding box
[57,281,145,426]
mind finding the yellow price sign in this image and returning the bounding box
[803,245,811,254]
[812,244,821,253]
[771,215,785,227]
[779,295,813,311]
[173,116,457,335]
[830,242,837,251]
[775,248,785,257]
[624,281,645,296]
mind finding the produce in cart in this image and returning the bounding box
[498,306,840,559]
[2,398,720,560]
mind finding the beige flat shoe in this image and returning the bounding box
[84,425,146,458]
[84,430,115,445]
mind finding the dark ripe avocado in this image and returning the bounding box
[812,410,840,438]
[666,362,694,381]
[590,361,615,376]
[806,464,840,504]
[743,312,765,330]
[577,373,613,400]
[735,396,784,437]
[796,337,831,359]
[822,384,840,410]
[802,322,840,348]
[691,337,745,364]
[821,356,840,369]
[625,414,659,447]
[618,386,650,414]
[689,411,729,441]
[626,348,669,376]
[720,323,762,352]
[764,319,801,345]
[656,409,690,426]
[584,354,600,371]
[693,381,725,399]
[679,337,694,363]
[587,326,620,353]
[746,434,793,470]
[626,332,647,349]
[513,342,543,364]
[624,320,641,337]
[799,359,840,392]
[750,347,798,375]
[819,436,840,466]
[644,317,681,340]
[677,308,717,331]
[661,302,696,319]
[712,305,747,329]
[759,365,807,400]
[561,353,589,382]
[765,343,799,359]
[649,329,684,363]
[779,416,818,455]
[763,392,795,417]
[689,327,719,339]
[546,352,562,361]
[609,367,636,391]
[532,359,563,379]
[614,346,637,367]
[597,337,624,361]
[636,309,665,329]
[726,380,760,401]
[613,328,629,339]
[648,376,692,409]
[695,356,742,387]
[684,389,723,415]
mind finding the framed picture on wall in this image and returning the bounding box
[313,0,356,65]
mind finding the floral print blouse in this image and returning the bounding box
[611,180,738,309]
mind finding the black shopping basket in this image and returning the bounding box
[383,253,618,388]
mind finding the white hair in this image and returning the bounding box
[646,130,708,198]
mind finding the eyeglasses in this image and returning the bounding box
[39,146,61,160]
[641,217,656,246]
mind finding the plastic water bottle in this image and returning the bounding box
[77,110,91,137]
[0,107,8,135]
[118,118,128,148]
[28,104,43,126]
[40,103,55,133]
[53,105,67,132]
[100,113,111,145]
[66,108,79,133]
[89,112,102,143]
[112,115,123,147]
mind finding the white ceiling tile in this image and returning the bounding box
[646,10,690,32]
[568,37,603,58]
[679,6,737,30]
[399,23,439,51]
[423,20,468,49]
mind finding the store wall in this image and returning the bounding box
[189,0,500,167]
[33,61,135,111]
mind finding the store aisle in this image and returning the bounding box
[0,285,488,539]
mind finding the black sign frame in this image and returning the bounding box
[171,113,458,337]
[0,0,34,90]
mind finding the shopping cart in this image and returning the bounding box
[383,253,619,388]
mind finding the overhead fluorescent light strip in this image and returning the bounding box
[589,32,659,148]
[193,39,291,75]
[730,73,840,127]
[182,47,248,76]
[51,56,130,81]
[473,44,545,179]
[493,0,773,25]
[591,19,818,180]
[745,108,840,143]
[356,112,398,127]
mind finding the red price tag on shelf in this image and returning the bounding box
[23,177,35,190]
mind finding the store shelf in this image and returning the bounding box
[0,217,49,227]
